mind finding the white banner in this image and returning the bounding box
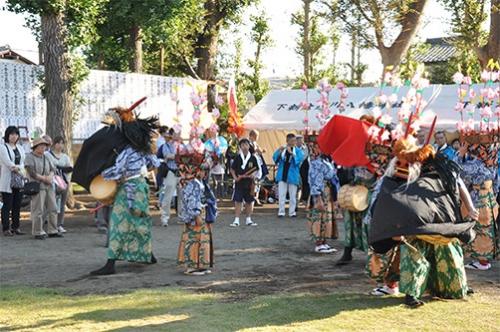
[0,62,209,140]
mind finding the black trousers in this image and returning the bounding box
[300,160,310,202]
[1,189,22,231]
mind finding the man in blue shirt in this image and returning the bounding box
[434,131,456,161]
[273,133,304,217]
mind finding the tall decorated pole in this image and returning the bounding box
[227,77,245,137]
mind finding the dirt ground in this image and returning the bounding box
[1,199,499,300]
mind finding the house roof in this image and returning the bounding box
[0,45,37,65]
[414,38,457,63]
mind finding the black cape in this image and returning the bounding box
[72,126,129,191]
[369,171,475,254]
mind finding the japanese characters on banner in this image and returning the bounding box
[0,62,207,140]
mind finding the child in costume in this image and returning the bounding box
[307,141,337,254]
[177,152,216,276]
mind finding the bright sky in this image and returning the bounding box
[0,0,452,84]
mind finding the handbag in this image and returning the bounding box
[22,181,40,196]
[54,174,68,194]
[4,144,26,189]
[22,154,46,196]
[11,172,26,189]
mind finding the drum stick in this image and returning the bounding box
[89,204,107,214]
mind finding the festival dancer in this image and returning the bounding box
[370,134,478,307]
[74,98,160,276]
[459,150,499,270]
[177,153,216,276]
[307,141,337,254]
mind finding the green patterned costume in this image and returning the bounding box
[343,167,376,252]
[399,238,468,299]
[108,177,153,263]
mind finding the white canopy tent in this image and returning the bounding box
[244,84,488,160]
[243,84,489,131]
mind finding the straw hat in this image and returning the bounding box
[31,137,50,149]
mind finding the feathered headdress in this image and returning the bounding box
[102,97,159,153]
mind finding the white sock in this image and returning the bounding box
[246,217,252,224]
[234,217,240,224]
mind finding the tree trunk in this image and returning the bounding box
[476,0,500,68]
[350,30,356,82]
[160,45,165,76]
[41,12,77,208]
[38,42,44,65]
[195,0,223,80]
[303,0,311,84]
[129,24,143,73]
[377,0,429,76]
[41,12,72,156]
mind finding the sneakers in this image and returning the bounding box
[161,216,169,227]
[314,244,336,253]
[230,220,240,227]
[184,269,211,276]
[246,218,258,226]
[465,261,491,271]
[371,285,399,296]
[57,226,67,233]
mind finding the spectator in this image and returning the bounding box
[160,128,181,226]
[297,135,310,205]
[451,138,460,151]
[156,126,170,192]
[273,133,304,218]
[434,131,456,160]
[156,126,168,152]
[416,130,427,146]
[46,136,73,233]
[0,126,26,236]
[205,130,228,200]
[24,137,61,239]
[249,130,269,205]
[230,138,260,227]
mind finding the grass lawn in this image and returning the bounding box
[0,286,499,332]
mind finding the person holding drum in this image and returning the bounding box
[87,98,161,276]
[336,166,376,265]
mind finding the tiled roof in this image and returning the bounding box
[0,45,36,65]
[414,38,457,63]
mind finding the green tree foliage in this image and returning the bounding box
[333,0,429,76]
[241,12,272,103]
[439,0,499,68]
[292,0,331,87]
[8,0,106,93]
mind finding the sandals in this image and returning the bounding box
[405,294,425,308]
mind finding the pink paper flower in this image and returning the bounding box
[212,108,220,118]
[481,70,490,82]
[173,124,182,133]
[378,94,388,104]
[388,93,398,104]
[480,106,493,118]
[301,83,308,91]
[463,76,472,85]
[469,89,476,99]
[452,72,464,85]
[372,106,382,118]
[380,114,392,125]
[380,130,391,142]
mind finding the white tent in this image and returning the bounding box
[244,84,489,131]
